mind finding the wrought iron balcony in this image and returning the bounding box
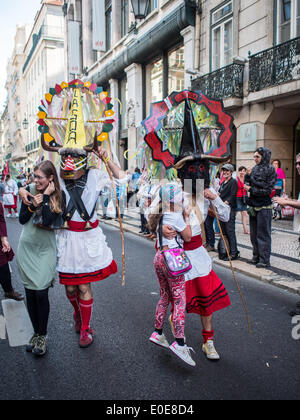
[191,63,245,99]
[249,36,300,93]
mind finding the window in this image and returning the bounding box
[105,0,112,50]
[211,1,233,71]
[168,46,185,93]
[148,0,158,14]
[277,0,300,42]
[121,0,129,37]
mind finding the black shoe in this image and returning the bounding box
[289,308,300,317]
[256,262,271,269]
[230,252,240,261]
[4,290,24,301]
[247,258,259,265]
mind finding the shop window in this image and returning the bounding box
[146,57,163,115]
[121,0,129,37]
[211,1,233,71]
[168,46,185,93]
[105,0,112,50]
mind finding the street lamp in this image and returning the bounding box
[22,118,29,130]
[62,0,68,17]
[130,0,150,20]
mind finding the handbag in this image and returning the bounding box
[158,216,192,277]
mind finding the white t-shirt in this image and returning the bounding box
[157,212,187,249]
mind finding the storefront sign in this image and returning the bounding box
[92,0,106,52]
[240,123,257,152]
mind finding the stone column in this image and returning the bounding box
[109,78,119,160]
[124,63,143,169]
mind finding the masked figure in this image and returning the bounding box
[38,80,126,348]
[142,91,234,360]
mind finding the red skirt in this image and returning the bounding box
[59,259,118,285]
[185,270,231,316]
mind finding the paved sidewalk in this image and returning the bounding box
[98,206,300,296]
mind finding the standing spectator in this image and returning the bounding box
[274,153,300,316]
[244,148,277,268]
[17,160,64,356]
[137,171,151,235]
[272,159,286,197]
[99,187,112,220]
[127,167,141,206]
[3,175,19,217]
[236,166,249,234]
[0,201,24,300]
[218,164,239,260]
[0,179,4,202]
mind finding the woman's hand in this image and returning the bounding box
[97,146,111,162]
[1,237,11,253]
[19,187,34,206]
[44,181,55,196]
[162,224,177,239]
[204,188,217,201]
[32,194,43,208]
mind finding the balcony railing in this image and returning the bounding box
[191,63,245,99]
[248,36,300,93]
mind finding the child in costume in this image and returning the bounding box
[20,80,127,349]
[148,183,195,367]
[142,91,233,361]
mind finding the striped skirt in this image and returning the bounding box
[184,235,231,316]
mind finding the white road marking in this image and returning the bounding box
[0,315,6,340]
[1,300,34,347]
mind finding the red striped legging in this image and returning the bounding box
[153,251,186,339]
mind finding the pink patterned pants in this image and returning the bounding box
[153,251,186,339]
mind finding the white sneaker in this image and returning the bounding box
[6,214,11,218]
[202,340,220,360]
[14,212,19,217]
[149,331,169,349]
[169,341,196,366]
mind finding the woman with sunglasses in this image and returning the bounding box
[17,160,64,357]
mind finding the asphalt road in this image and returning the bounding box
[0,217,300,401]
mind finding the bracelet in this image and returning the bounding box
[27,206,35,213]
[105,156,110,163]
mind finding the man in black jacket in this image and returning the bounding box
[244,147,277,268]
[218,164,239,260]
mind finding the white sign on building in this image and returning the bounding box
[92,0,106,52]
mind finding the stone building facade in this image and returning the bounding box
[62,0,300,198]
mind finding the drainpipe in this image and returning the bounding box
[194,0,202,71]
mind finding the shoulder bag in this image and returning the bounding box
[158,216,192,277]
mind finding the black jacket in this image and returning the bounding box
[219,177,238,209]
[247,148,277,207]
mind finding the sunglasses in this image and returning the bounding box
[296,162,300,167]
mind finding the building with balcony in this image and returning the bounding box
[190,0,300,198]
[62,0,197,169]
[4,25,29,173]
[22,0,64,171]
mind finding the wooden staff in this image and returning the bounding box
[93,150,125,287]
[211,203,252,335]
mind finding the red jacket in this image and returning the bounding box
[0,202,14,267]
